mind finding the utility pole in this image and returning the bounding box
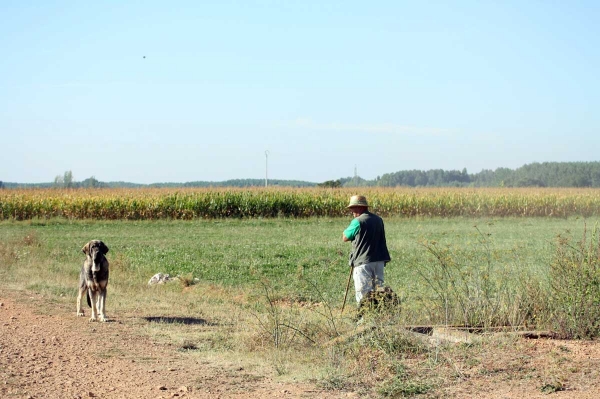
[265,150,269,187]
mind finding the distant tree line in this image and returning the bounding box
[3,172,107,189]
[52,171,107,188]
[317,179,342,188]
[3,162,600,189]
[376,168,471,187]
[179,179,315,188]
[1,175,315,189]
[372,162,600,188]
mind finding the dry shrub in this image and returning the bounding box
[549,224,600,339]
[178,273,196,287]
[21,230,40,247]
[417,226,544,329]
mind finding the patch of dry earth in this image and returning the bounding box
[0,290,350,399]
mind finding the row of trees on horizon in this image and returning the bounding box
[318,161,600,188]
[2,161,600,189]
[345,161,600,188]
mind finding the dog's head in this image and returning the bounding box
[82,240,109,272]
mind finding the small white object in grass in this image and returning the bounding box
[148,273,171,285]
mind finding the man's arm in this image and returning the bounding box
[342,219,360,242]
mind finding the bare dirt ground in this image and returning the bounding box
[2,288,600,399]
[0,290,350,399]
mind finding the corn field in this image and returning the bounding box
[1,187,600,220]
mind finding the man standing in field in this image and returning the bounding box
[342,195,391,307]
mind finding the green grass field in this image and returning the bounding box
[0,216,595,320]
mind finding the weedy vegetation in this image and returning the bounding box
[548,223,600,339]
[1,187,600,396]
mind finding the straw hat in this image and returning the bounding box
[347,195,369,208]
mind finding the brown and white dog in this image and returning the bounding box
[76,240,109,322]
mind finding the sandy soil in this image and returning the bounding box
[2,289,600,399]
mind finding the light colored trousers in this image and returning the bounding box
[353,261,385,304]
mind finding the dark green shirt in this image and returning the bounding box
[344,211,391,267]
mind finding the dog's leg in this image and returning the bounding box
[76,287,86,317]
[89,290,98,322]
[98,290,107,322]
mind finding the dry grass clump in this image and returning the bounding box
[548,224,600,339]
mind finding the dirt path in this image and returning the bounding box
[3,288,600,399]
[0,290,349,399]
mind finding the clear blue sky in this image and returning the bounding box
[1,1,599,184]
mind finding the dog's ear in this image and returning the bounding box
[82,242,90,255]
[100,241,109,255]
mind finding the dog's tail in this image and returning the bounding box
[86,291,91,308]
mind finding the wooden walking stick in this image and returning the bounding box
[341,266,354,314]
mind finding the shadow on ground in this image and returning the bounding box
[143,316,217,326]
